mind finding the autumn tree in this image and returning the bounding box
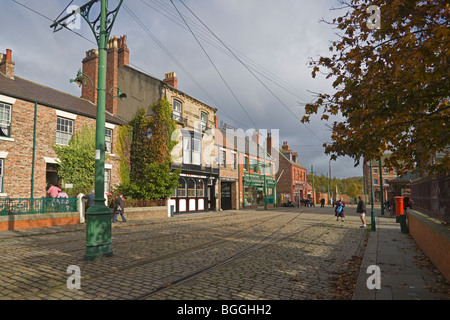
[304,0,449,174]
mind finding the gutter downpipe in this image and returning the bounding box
[31,102,38,211]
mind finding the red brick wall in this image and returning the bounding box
[0,98,120,198]
[408,211,450,281]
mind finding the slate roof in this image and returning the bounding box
[0,73,126,125]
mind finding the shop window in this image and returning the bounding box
[178,178,186,197]
[197,180,205,197]
[187,178,196,197]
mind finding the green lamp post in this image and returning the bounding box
[51,0,124,260]
[369,162,376,231]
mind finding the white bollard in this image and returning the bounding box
[77,193,85,224]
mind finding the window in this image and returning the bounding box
[249,158,257,171]
[178,178,186,197]
[197,180,205,197]
[383,168,389,174]
[220,150,226,167]
[104,169,110,193]
[172,100,182,122]
[372,168,378,174]
[105,128,112,153]
[231,153,236,169]
[56,117,73,145]
[243,156,248,171]
[0,103,11,137]
[182,131,202,165]
[373,179,379,185]
[187,178,196,197]
[200,112,207,131]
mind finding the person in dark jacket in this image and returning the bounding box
[356,196,366,228]
[112,194,126,223]
[335,198,345,222]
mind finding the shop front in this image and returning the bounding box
[169,165,219,214]
[242,173,276,209]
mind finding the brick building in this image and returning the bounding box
[80,35,219,214]
[268,140,307,205]
[0,48,125,199]
[363,154,398,204]
[217,128,277,210]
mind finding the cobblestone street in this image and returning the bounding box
[0,207,371,300]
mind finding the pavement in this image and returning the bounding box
[0,206,448,302]
[352,208,449,300]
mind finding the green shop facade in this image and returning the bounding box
[242,173,276,208]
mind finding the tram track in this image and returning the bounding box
[0,210,284,256]
[9,210,308,300]
[135,212,336,300]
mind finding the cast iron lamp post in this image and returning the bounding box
[51,0,123,260]
[369,162,376,231]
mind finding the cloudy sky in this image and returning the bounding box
[3,0,363,179]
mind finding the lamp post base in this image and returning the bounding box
[84,204,113,261]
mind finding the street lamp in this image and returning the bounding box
[51,0,124,260]
[109,86,127,100]
[369,162,376,231]
[69,69,94,87]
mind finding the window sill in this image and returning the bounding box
[0,137,14,142]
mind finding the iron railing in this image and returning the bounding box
[0,197,78,216]
[411,174,450,224]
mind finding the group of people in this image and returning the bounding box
[334,196,367,228]
[46,184,126,223]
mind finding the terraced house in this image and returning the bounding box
[0,48,124,199]
[79,35,219,214]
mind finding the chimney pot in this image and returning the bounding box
[163,71,178,88]
[6,49,12,61]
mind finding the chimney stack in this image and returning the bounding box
[163,72,178,89]
[0,49,15,79]
[282,141,289,151]
[81,35,130,114]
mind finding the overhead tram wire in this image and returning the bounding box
[177,0,325,144]
[149,0,311,103]
[13,0,253,132]
[169,0,258,130]
[12,0,97,46]
[141,0,312,103]
[122,4,254,131]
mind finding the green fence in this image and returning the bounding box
[0,197,78,216]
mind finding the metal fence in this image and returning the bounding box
[0,197,78,216]
[411,174,450,224]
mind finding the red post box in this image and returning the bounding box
[394,196,404,216]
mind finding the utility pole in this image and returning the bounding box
[51,0,124,260]
[369,162,376,231]
[326,172,330,207]
[311,165,315,207]
[379,158,384,216]
[264,139,267,210]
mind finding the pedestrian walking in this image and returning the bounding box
[320,198,325,207]
[112,194,126,223]
[82,190,95,208]
[356,196,366,228]
[335,197,345,222]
